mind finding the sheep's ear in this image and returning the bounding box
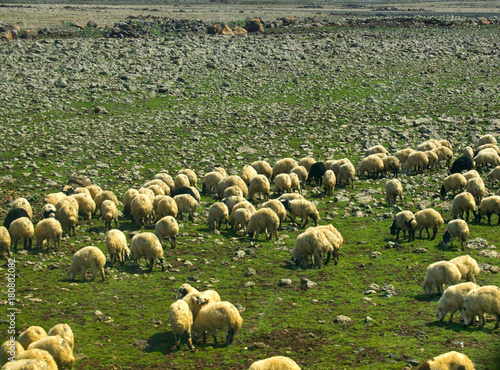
[203,298,210,305]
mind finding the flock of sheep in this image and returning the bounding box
[1,132,500,368]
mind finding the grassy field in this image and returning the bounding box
[1,21,500,369]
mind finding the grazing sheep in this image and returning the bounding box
[216,176,249,199]
[449,255,480,283]
[476,195,500,225]
[85,184,103,201]
[442,220,469,250]
[250,160,273,180]
[451,192,477,222]
[230,201,256,227]
[476,143,500,156]
[432,146,453,167]
[9,217,34,249]
[144,179,170,195]
[459,285,500,329]
[261,199,287,229]
[405,151,429,174]
[27,335,74,369]
[290,165,308,189]
[450,155,474,174]
[153,195,167,216]
[417,351,474,370]
[55,203,78,237]
[417,140,439,152]
[101,199,119,231]
[14,348,58,370]
[306,162,327,186]
[272,158,298,180]
[214,167,228,178]
[423,261,462,295]
[147,184,166,197]
[68,246,106,282]
[17,327,47,350]
[425,150,439,171]
[178,169,198,188]
[44,192,67,206]
[366,144,388,156]
[154,173,175,190]
[35,218,63,250]
[123,188,139,217]
[282,199,319,228]
[130,232,164,272]
[176,283,200,300]
[476,134,497,148]
[241,165,258,185]
[156,196,178,220]
[47,324,74,350]
[436,282,479,324]
[174,194,199,222]
[131,194,154,227]
[330,158,352,178]
[487,166,500,186]
[248,174,271,201]
[138,187,155,204]
[247,208,280,241]
[358,155,384,178]
[248,356,301,370]
[3,208,32,229]
[291,227,331,268]
[207,202,229,231]
[222,195,246,215]
[323,170,336,197]
[169,186,200,202]
[289,172,301,193]
[232,208,253,233]
[463,170,480,181]
[223,185,243,198]
[385,179,403,205]
[440,173,467,198]
[202,171,225,195]
[438,140,452,150]
[298,156,316,172]
[389,211,416,242]
[395,148,415,166]
[463,146,474,158]
[414,208,444,240]
[0,340,24,366]
[174,173,191,190]
[465,176,486,204]
[338,161,355,188]
[10,198,33,220]
[381,155,401,178]
[71,193,96,225]
[155,215,179,249]
[169,299,195,351]
[0,226,11,259]
[315,224,343,266]
[277,193,305,202]
[192,301,243,346]
[274,173,292,195]
[93,191,119,213]
[106,229,129,266]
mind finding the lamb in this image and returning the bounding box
[476,133,497,148]
[405,151,429,174]
[451,192,477,222]
[366,144,388,156]
[93,191,119,213]
[131,193,153,227]
[35,218,62,250]
[154,172,175,190]
[248,356,301,370]
[323,170,336,197]
[306,162,327,186]
[459,285,500,329]
[424,150,439,171]
[192,301,243,346]
[17,326,47,350]
[241,165,257,185]
[385,179,403,205]
[394,148,415,166]
[298,156,316,172]
[71,193,96,224]
[174,194,199,222]
[389,211,416,241]
[123,188,139,216]
[9,217,34,249]
[274,173,292,195]
[47,324,74,350]
[106,229,130,266]
[247,208,280,241]
[381,155,401,178]
[463,146,474,158]
[0,226,11,259]
[156,196,178,220]
[272,158,298,180]
[487,166,500,186]
[176,283,200,300]
[27,335,74,369]
[465,176,486,204]
[291,227,331,268]
[178,169,198,188]
[462,169,480,181]
[423,261,462,295]
[440,173,467,198]
[417,351,474,370]
[450,155,474,174]
[442,219,469,250]
[207,202,229,231]
[261,199,287,229]
[13,348,58,370]
[169,299,195,351]
[414,208,444,240]
[130,232,164,272]
[337,161,355,188]
[101,200,119,231]
[68,246,106,282]
[436,282,479,324]
[216,175,248,199]
[476,195,500,225]
[202,171,225,195]
[449,255,480,283]
[432,146,453,167]
[44,192,67,206]
[248,174,271,201]
[3,208,31,230]
[289,172,301,193]
[281,199,320,228]
[232,208,253,233]
[174,173,191,190]
[357,155,384,178]
[290,165,308,189]
[10,198,33,220]
[250,160,273,180]
[0,340,24,366]
[223,185,244,198]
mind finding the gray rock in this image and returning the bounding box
[334,315,352,324]
[301,278,317,289]
[279,278,292,286]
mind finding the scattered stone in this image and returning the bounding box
[334,315,352,324]
[244,281,255,287]
[244,267,256,277]
[279,278,293,286]
[301,278,317,289]
[479,249,500,258]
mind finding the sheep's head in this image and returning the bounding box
[442,230,451,245]
[194,296,209,306]
[435,308,444,323]
[423,282,433,296]
[439,185,446,197]
[459,305,473,326]
[280,199,291,211]
[389,219,398,235]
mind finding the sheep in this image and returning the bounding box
[55,203,77,237]
[281,199,319,228]
[47,324,74,350]
[10,198,33,220]
[230,201,256,227]
[207,202,229,231]
[432,146,453,167]
[3,208,31,231]
[389,211,416,242]
[274,173,292,195]
[289,172,301,193]
[192,301,243,346]
[248,174,270,201]
[156,196,178,221]
[405,151,429,174]
[0,340,24,366]
[55,197,79,216]
[153,215,179,248]
[417,351,474,370]
[44,192,67,206]
[186,290,222,319]
[423,261,462,295]
[154,172,175,190]
[27,335,74,369]
[232,208,253,233]
[449,255,480,283]
[101,199,119,231]
[450,155,474,174]
[477,134,497,148]
[381,155,401,178]
[385,179,403,206]
[248,356,301,370]
[291,227,331,268]
[216,176,248,199]
[2,358,55,370]
[438,140,453,149]
[147,184,165,197]
[152,195,167,216]
[174,173,191,190]
[487,166,500,186]
[14,348,58,370]
[73,187,91,197]
[174,194,199,222]
[459,285,500,329]
[463,146,474,158]
[202,171,225,195]
[323,170,336,197]
[223,185,244,198]
[465,176,486,204]
[247,208,280,241]
[93,191,119,213]
[330,158,352,178]
[451,192,477,222]
[138,187,155,204]
[395,148,415,166]
[106,229,129,266]
[298,156,316,172]
[436,282,480,324]
[169,186,199,202]
[440,173,467,198]
[223,195,246,214]
[130,232,164,272]
[417,140,439,152]
[9,217,34,250]
[144,179,170,195]
[123,188,139,217]
[315,224,343,266]
[131,194,153,227]
[84,184,102,201]
[476,195,500,225]
[178,169,198,188]
[462,169,480,181]
[476,143,500,156]
[71,193,96,225]
[272,158,298,180]
[176,283,200,300]
[34,218,62,250]
[214,167,228,178]
[17,327,47,350]
[241,165,257,185]
[306,162,327,186]
[337,161,355,188]
[169,299,195,351]
[290,165,308,189]
[68,246,106,282]
[366,145,388,156]
[277,193,304,202]
[261,199,287,229]
[442,220,469,250]
[424,150,439,171]
[250,160,272,180]
[414,208,444,240]
[357,155,384,178]
[0,226,11,259]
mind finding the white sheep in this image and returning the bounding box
[436,282,479,324]
[130,232,164,272]
[432,146,453,168]
[101,199,119,231]
[338,161,355,188]
[315,224,343,266]
[477,134,497,148]
[394,147,415,166]
[473,150,500,170]
[223,185,244,198]
[138,187,155,204]
[85,184,103,201]
[476,195,500,225]
[465,176,486,204]
[385,179,403,205]
[35,218,62,250]
[106,229,129,266]
[189,186,201,202]
[169,299,195,351]
[11,197,33,220]
[47,324,74,350]
[68,246,106,282]
[282,199,320,228]
[174,173,191,190]
[440,173,467,198]
[248,356,301,370]
[178,169,198,188]
[442,219,469,250]
[357,154,384,178]
[0,340,24,366]
[207,202,229,231]
[417,140,439,152]
[247,208,280,241]
[463,146,474,158]
[476,143,500,155]
[9,217,34,249]
[131,193,153,227]
[414,208,444,240]
[55,196,79,215]
[438,139,453,149]
[216,176,248,199]
[232,208,253,233]
[153,195,167,216]
[389,211,416,241]
[27,335,74,369]
[423,261,462,295]
[272,158,298,180]
[298,156,316,172]
[382,155,401,178]
[17,326,47,350]
[192,301,243,346]
[451,192,476,222]
[123,188,139,216]
[230,201,256,226]
[214,167,228,177]
[323,170,336,197]
[405,151,429,174]
[154,172,175,190]
[274,173,292,195]
[41,203,56,219]
[462,169,480,181]
[248,174,270,201]
[425,150,439,171]
[176,283,200,300]
[44,192,67,206]
[174,194,199,222]
[449,255,480,283]
[223,195,246,214]
[459,285,500,329]
[277,193,305,202]
[147,184,165,197]
[93,191,119,213]
[290,165,308,189]
[202,171,225,195]
[71,193,96,225]
[291,227,331,268]
[14,348,58,370]
[250,160,272,180]
[329,158,352,178]
[366,144,388,156]
[0,226,12,259]
[241,165,257,185]
[289,172,301,193]
[155,215,179,249]
[156,196,178,220]
[186,290,222,319]
[487,165,500,186]
[418,351,474,370]
[144,179,170,195]
[261,199,287,229]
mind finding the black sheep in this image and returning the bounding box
[306,162,327,186]
[169,186,198,201]
[3,208,31,230]
[449,156,474,174]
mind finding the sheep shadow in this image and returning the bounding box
[413,293,439,302]
[144,331,177,355]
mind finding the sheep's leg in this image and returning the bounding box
[114,219,118,229]
[494,314,499,330]
[438,284,444,295]
[314,251,323,269]
[81,267,87,282]
[100,267,105,282]
[478,313,485,329]
[212,329,218,345]
[171,237,176,249]
[301,218,309,228]
[173,332,180,349]
[325,251,331,266]
[188,212,194,222]
[465,211,469,223]
[159,257,165,272]
[202,332,207,344]
[431,227,437,240]
[448,310,455,324]
[187,330,195,351]
[148,258,154,272]
[487,213,492,225]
